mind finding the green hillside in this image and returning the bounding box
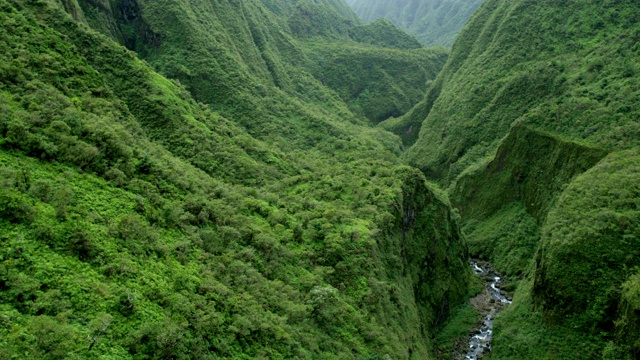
[286,2,446,124]
[302,42,447,123]
[405,0,640,183]
[0,0,468,358]
[67,0,443,142]
[348,0,484,47]
[3,0,640,358]
[402,0,640,357]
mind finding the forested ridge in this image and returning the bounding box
[348,0,484,48]
[1,0,639,359]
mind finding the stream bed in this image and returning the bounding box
[464,261,512,360]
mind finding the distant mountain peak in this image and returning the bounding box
[348,0,485,47]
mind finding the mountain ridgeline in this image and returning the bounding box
[0,0,470,359]
[348,0,484,48]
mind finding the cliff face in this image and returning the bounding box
[450,125,608,277]
[373,168,471,357]
[531,150,640,351]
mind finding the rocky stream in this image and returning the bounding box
[463,261,512,360]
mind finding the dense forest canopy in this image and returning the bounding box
[0,0,467,358]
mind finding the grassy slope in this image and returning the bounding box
[0,0,469,358]
[349,0,484,47]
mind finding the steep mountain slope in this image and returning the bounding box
[0,0,469,358]
[401,0,640,357]
[286,1,447,124]
[303,42,447,123]
[404,0,640,183]
[67,0,443,142]
[349,0,484,47]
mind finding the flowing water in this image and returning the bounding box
[464,261,512,360]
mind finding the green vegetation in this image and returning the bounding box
[529,150,640,357]
[400,0,640,357]
[289,0,362,39]
[302,42,447,123]
[433,273,483,358]
[4,0,639,357]
[348,0,484,47]
[289,1,448,124]
[404,0,640,183]
[349,19,423,50]
[449,146,640,359]
[446,130,637,359]
[67,0,444,149]
[493,277,606,359]
[450,125,608,277]
[0,0,469,358]
[433,304,479,358]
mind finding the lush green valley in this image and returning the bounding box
[2,0,640,358]
[348,0,484,48]
[0,0,469,358]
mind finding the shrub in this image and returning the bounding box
[52,185,74,219]
[0,187,35,223]
[67,227,98,261]
[29,179,53,203]
[114,214,159,255]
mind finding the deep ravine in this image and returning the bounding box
[464,261,512,360]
